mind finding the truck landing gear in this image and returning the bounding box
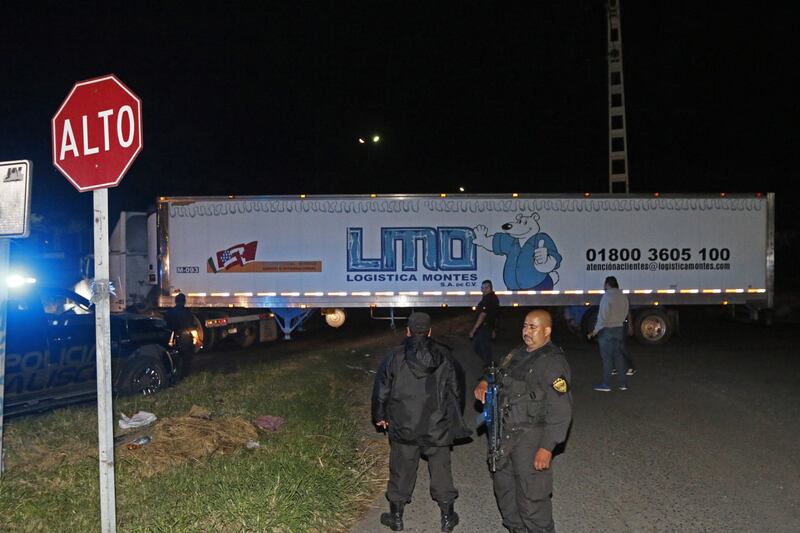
[272,308,317,340]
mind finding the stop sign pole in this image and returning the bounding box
[52,75,142,533]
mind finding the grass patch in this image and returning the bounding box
[0,339,391,532]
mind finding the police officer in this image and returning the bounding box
[372,312,471,532]
[474,310,572,533]
[469,279,500,369]
[164,293,195,375]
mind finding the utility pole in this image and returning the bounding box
[607,0,630,192]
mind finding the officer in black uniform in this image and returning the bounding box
[164,293,195,375]
[470,279,500,369]
[474,309,572,533]
[372,312,471,532]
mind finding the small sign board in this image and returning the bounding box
[0,160,32,238]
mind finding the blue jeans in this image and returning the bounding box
[598,326,626,387]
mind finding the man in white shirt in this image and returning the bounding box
[587,276,630,391]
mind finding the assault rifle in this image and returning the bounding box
[476,363,502,472]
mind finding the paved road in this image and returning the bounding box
[349,307,800,532]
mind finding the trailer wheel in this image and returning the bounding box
[634,308,672,345]
[120,354,167,396]
[234,324,258,348]
[202,326,217,352]
[190,314,206,353]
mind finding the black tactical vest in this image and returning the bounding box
[498,344,562,430]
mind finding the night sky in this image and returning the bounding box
[1,2,795,229]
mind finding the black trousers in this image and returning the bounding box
[472,326,493,367]
[386,441,458,505]
[493,430,555,533]
[177,332,194,376]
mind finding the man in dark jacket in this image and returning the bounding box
[474,310,572,533]
[469,279,500,369]
[372,312,470,532]
[164,293,195,375]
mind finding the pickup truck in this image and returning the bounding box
[3,285,182,417]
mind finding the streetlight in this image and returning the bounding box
[356,134,382,181]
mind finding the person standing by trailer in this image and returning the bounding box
[470,280,500,369]
[612,312,637,378]
[372,312,471,532]
[474,309,573,533]
[164,292,195,375]
[587,276,630,391]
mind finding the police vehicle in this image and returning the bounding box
[4,279,182,417]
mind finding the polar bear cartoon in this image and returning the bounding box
[473,212,561,290]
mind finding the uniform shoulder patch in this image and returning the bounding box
[552,376,568,394]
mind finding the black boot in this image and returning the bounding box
[380,501,404,531]
[439,502,459,532]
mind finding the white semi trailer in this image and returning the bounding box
[109,193,774,348]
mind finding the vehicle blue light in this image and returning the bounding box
[6,274,37,288]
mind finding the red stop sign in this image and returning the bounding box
[52,74,143,192]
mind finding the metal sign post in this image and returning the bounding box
[0,159,32,475]
[0,238,9,475]
[93,188,116,531]
[52,75,142,533]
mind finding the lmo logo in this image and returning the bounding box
[347,227,476,272]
